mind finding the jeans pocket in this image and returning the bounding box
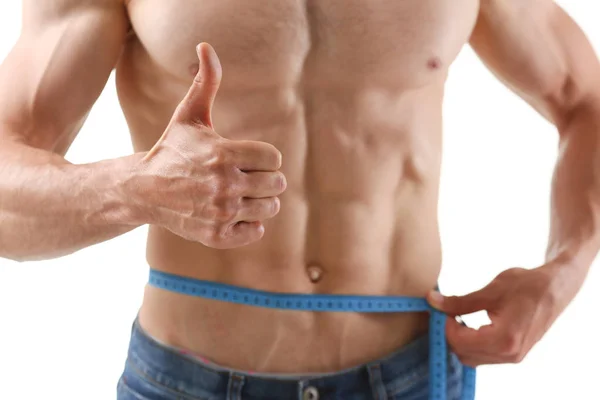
[117,375,155,400]
[117,363,194,400]
[384,363,429,400]
[385,355,464,400]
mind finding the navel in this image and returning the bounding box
[306,264,324,284]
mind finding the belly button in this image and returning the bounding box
[306,264,324,283]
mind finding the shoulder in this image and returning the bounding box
[23,0,127,16]
[22,0,129,28]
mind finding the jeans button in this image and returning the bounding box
[303,386,319,400]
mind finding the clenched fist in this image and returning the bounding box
[127,43,286,248]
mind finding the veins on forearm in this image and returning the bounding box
[546,97,600,267]
[0,150,141,261]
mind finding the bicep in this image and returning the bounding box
[0,0,129,154]
[469,0,600,126]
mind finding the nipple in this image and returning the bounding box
[306,264,324,283]
[427,57,442,70]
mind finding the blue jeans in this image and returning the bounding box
[117,318,465,400]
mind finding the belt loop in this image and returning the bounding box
[227,372,245,400]
[367,363,386,400]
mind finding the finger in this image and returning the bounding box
[456,356,480,368]
[228,221,266,246]
[456,354,507,367]
[454,345,520,366]
[208,221,265,249]
[236,197,281,222]
[228,140,283,171]
[447,314,530,366]
[242,171,287,198]
[178,42,223,127]
[446,318,503,355]
[427,287,490,316]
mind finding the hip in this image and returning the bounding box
[117,316,465,400]
[138,283,431,373]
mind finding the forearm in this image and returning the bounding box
[546,95,600,277]
[0,141,146,262]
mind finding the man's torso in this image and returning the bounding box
[116,0,480,373]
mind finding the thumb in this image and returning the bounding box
[178,42,223,128]
[427,288,489,316]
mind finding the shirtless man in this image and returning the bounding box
[1,0,599,399]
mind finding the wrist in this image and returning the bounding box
[545,239,598,275]
[87,152,150,227]
[117,151,160,226]
[539,255,589,308]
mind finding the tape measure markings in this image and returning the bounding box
[148,269,476,400]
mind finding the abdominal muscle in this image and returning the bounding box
[127,62,446,372]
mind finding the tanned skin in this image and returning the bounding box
[1,0,599,372]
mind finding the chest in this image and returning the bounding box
[126,0,480,88]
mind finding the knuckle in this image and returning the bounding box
[246,222,265,240]
[262,198,279,216]
[208,174,241,201]
[510,352,526,364]
[202,180,219,198]
[271,197,281,215]
[456,355,474,367]
[275,172,287,192]
[204,225,228,245]
[254,227,265,241]
[212,146,231,168]
[501,333,522,355]
[263,143,282,168]
[455,353,468,365]
[251,198,278,218]
[202,200,237,222]
[274,149,283,168]
[209,142,236,170]
[215,202,238,222]
[215,182,240,201]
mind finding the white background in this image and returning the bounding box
[0,2,599,399]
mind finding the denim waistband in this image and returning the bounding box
[124,317,463,399]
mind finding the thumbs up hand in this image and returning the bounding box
[128,43,287,249]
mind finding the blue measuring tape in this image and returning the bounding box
[148,269,476,400]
